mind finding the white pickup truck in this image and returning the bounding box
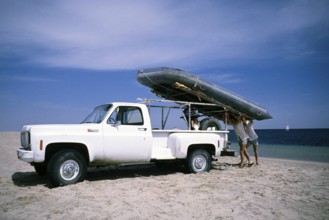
[17,101,230,187]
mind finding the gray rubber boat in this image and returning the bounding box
[137,67,272,121]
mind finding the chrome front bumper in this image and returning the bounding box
[17,148,34,163]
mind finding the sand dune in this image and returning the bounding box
[1,132,329,219]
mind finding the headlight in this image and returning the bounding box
[20,132,30,149]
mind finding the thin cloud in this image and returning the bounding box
[13,76,60,83]
[1,0,328,70]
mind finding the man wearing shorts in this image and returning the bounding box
[229,115,252,167]
[243,117,259,165]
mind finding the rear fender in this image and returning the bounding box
[168,133,217,158]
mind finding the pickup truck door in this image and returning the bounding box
[102,106,152,163]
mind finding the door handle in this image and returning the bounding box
[87,129,99,132]
[138,128,147,131]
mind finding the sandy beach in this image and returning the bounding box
[1,132,329,220]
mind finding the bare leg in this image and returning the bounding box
[240,143,250,164]
[253,144,259,165]
[239,142,244,164]
[243,144,251,164]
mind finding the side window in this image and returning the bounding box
[107,107,119,124]
[107,106,144,125]
[121,107,144,125]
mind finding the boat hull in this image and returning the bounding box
[137,67,272,121]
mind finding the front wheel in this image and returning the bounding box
[48,150,87,187]
[186,149,212,173]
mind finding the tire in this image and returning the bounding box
[200,118,221,131]
[34,164,47,176]
[186,149,212,173]
[47,150,87,187]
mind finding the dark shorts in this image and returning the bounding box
[237,137,248,145]
[248,138,259,146]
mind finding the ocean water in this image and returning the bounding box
[227,129,329,163]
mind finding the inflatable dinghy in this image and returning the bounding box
[137,67,272,121]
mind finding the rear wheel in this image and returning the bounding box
[186,149,212,173]
[48,150,87,187]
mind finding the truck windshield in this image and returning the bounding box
[82,104,112,123]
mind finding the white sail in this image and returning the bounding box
[285,123,290,131]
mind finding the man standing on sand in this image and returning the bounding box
[228,114,253,167]
[242,116,259,165]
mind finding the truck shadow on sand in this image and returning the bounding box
[85,163,186,182]
[12,162,239,188]
[11,163,186,188]
[12,172,51,188]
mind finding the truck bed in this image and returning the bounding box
[151,129,229,160]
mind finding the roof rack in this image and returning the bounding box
[137,98,245,131]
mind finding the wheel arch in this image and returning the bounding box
[187,144,215,157]
[45,143,90,165]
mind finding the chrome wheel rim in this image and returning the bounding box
[60,160,79,181]
[193,155,207,171]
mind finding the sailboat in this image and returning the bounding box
[285,122,290,131]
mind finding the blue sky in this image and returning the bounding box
[1,0,329,131]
